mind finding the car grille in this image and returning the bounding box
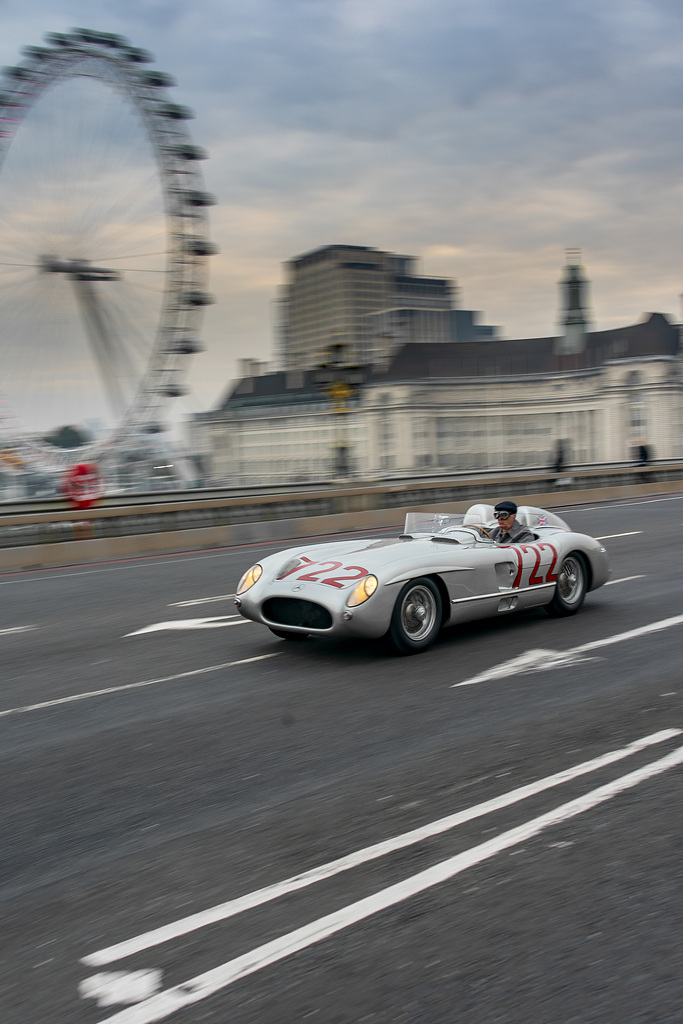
[262,597,333,630]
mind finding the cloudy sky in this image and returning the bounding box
[1,0,683,423]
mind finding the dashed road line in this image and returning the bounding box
[605,575,646,586]
[594,532,642,539]
[560,495,683,512]
[0,655,279,719]
[126,616,248,635]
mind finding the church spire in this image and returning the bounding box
[555,249,591,355]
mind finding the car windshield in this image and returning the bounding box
[402,513,495,542]
[403,513,464,535]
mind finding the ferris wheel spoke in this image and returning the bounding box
[101,250,169,262]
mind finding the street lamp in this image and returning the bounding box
[312,342,367,479]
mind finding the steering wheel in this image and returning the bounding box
[466,523,494,540]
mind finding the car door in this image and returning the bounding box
[494,537,560,608]
[446,534,559,622]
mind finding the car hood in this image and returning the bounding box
[260,534,474,587]
[269,536,417,567]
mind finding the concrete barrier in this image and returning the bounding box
[1,475,681,571]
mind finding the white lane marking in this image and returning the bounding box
[0,555,236,585]
[574,614,683,654]
[79,971,162,1009]
[169,595,236,607]
[594,532,642,539]
[126,617,247,636]
[455,648,598,685]
[91,743,683,1024]
[453,613,683,687]
[0,625,36,636]
[605,575,646,586]
[82,728,679,968]
[0,655,279,719]
[560,495,683,512]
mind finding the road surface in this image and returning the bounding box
[1,494,681,1023]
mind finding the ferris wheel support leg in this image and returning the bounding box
[71,277,127,420]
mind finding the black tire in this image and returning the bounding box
[268,628,310,641]
[546,551,588,617]
[388,577,442,655]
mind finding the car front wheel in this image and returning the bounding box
[388,577,442,655]
[546,552,588,617]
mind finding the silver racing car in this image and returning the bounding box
[234,504,610,655]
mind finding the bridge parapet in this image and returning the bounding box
[0,464,681,569]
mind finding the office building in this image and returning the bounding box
[277,244,455,369]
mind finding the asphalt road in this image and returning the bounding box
[1,494,682,1024]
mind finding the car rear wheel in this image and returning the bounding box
[389,577,442,655]
[546,552,588,617]
[268,628,309,641]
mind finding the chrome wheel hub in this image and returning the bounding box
[401,586,438,640]
[558,557,583,604]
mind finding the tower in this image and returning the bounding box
[555,250,591,355]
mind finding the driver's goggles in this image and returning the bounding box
[493,511,512,519]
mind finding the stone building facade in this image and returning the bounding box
[195,312,681,486]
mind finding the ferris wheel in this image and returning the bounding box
[0,28,216,474]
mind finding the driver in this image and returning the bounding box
[489,500,535,544]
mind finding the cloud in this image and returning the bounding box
[1,0,683,427]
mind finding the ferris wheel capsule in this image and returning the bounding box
[122,47,153,63]
[181,189,217,207]
[181,290,215,307]
[139,71,176,88]
[182,236,220,256]
[164,337,205,355]
[157,102,194,120]
[167,144,207,161]
[44,33,72,47]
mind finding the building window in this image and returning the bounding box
[629,404,646,431]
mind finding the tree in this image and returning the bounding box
[43,424,92,449]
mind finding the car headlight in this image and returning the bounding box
[346,574,378,607]
[236,563,263,595]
